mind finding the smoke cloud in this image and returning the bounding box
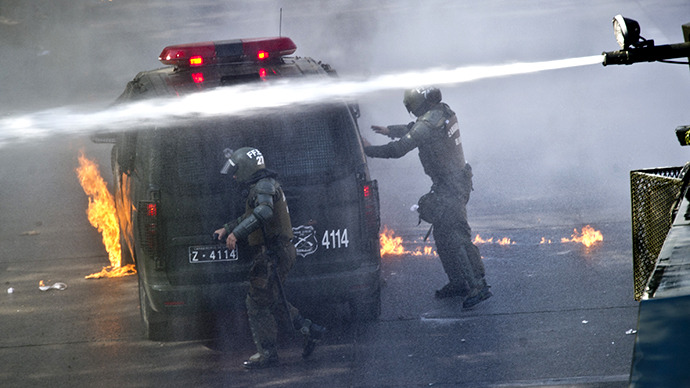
[2,0,690,223]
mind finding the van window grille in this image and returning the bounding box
[160,106,355,197]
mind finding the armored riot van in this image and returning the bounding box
[96,37,381,340]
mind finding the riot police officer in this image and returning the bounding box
[213,147,325,369]
[363,87,492,308]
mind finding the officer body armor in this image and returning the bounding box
[364,102,469,196]
[411,103,466,195]
[233,177,294,247]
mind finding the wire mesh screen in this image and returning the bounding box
[160,105,355,197]
[630,166,684,300]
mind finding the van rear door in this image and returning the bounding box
[158,105,374,286]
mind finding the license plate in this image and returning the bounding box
[189,245,238,263]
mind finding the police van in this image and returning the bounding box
[96,37,381,340]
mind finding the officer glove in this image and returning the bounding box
[371,125,390,136]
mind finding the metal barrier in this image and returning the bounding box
[630,166,685,300]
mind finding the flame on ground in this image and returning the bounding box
[379,225,436,257]
[473,235,494,244]
[408,245,436,256]
[496,237,514,246]
[76,152,136,279]
[475,226,603,247]
[473,234,514,245]
[561,225,603,248]
[380,225,603,255]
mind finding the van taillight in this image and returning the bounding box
[138,200,160,257]
[146,203,157,217]
[362,180,380,237]
[191,72,204,83]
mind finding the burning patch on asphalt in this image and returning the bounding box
[560,225,603,248]
[473,235,515,246]
[380,225,436,257]
[379,225,603,257]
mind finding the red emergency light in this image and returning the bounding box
[158,37,297,67]
[189,56,204,66]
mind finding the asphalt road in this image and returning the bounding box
[0,137,638,387]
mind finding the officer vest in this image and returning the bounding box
[245,179,294,246]
[416,103,467,194]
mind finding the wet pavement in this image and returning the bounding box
[0,138,638,386]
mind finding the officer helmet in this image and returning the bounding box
[403,87,442,116]
[220,147,265,182]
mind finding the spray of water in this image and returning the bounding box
[0,55,603,146]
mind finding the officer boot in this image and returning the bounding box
[243,343,279,369]
[435,282,470,299]
[463,280,492,309]
[293,315,326,359]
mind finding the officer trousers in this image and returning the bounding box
[245,240,299,354]
[432,193,486,293]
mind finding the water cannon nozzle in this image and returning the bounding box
[602,50,631,66]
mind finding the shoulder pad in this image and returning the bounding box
[254,177,277,196]
[408,119,433,143]
[418,107,446,128]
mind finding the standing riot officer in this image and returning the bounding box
[364,87,492,308]
[213,147,325,369]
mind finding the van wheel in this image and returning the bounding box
[139,276,171,341]
[350,287,381,322]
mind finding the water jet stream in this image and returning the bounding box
[0,55,604,146]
